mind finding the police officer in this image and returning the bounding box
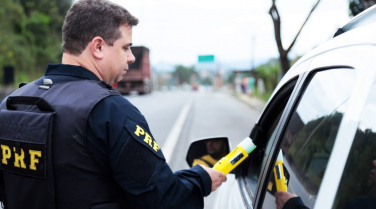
[0,0,226,208]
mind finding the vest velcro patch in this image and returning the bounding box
[0,109,54,179]
[0,139,46,178]
[124,118,164,160]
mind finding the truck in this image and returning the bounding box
[113,46,153,95]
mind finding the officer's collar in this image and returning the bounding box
[45,64,100,81]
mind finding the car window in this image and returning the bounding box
[245,110,283,193]
[260,68,356,209]
[243,79,297,197]
[333,80,376,209]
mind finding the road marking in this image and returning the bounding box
[162,100,192,164]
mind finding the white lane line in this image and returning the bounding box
[162,101,192,164]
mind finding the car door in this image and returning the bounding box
[256,67,356,209]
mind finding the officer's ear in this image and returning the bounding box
[91,36,105,59]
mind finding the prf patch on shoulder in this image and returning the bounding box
[125,119,164,159]
[0,139,46,178]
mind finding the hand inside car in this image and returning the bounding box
[200,165,227,192]
[274,191,297,209]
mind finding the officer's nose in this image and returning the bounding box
[128,49,136,63]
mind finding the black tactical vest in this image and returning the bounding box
[0,80,125,209]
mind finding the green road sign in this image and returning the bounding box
[198,55,215,63]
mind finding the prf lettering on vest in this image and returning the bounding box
[134,125,161,152]
[1,144,42,170]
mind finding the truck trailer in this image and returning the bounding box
[113,46,152,95]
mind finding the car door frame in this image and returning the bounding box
[237,75,302,208]
[235,57,312,208]
[251,67,311,209]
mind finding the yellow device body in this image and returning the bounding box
[273,159,287,191]
[213,146,248,175]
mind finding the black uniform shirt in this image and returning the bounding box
[40,64,212,208]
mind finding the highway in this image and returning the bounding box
[125,89,261,209]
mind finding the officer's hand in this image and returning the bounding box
[274,191,297,209]
[200,165,227,192]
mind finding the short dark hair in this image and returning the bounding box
[62,0,139,55]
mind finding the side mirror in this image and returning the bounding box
[186,136,230,168]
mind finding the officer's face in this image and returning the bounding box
[100,25,135,84]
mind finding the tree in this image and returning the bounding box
[269,0,321,76]
[0,0,72,85]
[172,65,198,85]
[349,0,376,16]
[255,59,280,93]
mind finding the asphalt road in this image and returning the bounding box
[125,89,261,209]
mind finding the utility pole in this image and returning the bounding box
[251,35,255,71]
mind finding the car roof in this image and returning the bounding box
[274,4,376,94]
[334,4,376,37]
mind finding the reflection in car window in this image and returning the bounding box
[260,69,355,209]
[334,81,376,209]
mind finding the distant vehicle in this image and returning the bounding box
[187,5,376,209]
[191,83,198,91]
[113,46,152,95]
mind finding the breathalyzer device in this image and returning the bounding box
[273,150,288,191]
[213,137,256,174]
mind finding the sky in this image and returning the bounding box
[109,0,350,71]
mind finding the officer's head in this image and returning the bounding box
[62,0,138,56]
[61,0,139,84]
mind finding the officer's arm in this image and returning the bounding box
[87,95,215,208]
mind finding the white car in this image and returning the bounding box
[187,5,376,209]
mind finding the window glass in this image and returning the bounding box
[260,69,355,209]
[246,111,283,192]
[244,81,295,197]
[333,80,376,209]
